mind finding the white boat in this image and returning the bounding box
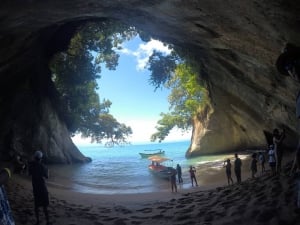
[139,149,165,158]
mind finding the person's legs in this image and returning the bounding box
[253,169,257,178]
[35,205,40,225]
[237,170,242,183]
[272,165,276,176]
[234,170,238,183]
[277,154,282,174]
[194,177,198,186]
[230,176,233,185]
[43,206,49,224]
[227,173,232,185]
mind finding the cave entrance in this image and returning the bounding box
[49,19,207,147]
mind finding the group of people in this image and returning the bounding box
[223,127,286,187]
[171,153,244,190]
[0,150,50,225]
[246,127,286,179]
[248,128,286,179]
[169,163,198,193]
[224,153,242,185]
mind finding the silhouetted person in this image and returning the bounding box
[189,166,198,187]
[176,164,183,184]
[224,159,234,185]
[29,151,50,225]
[14,155,27,174]
[258,151,266,174]
[272,128,285,174]
[170,169,177,193]
[268,145,276,176]
[234,153,242,183]
[276,43,300,81]
[250,153,258,178]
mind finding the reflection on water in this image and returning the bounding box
[48,141,251,194]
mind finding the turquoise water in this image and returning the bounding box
[48,141,248,194]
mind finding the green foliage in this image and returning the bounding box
[50,20,137,146]
[88,113,133,147]
[146,50,180,90]
[150,62,210,142]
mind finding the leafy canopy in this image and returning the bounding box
[50,20,136,146]
[148,55,210,142]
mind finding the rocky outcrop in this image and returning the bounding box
[0,53,91,163]
[0,1,300,161]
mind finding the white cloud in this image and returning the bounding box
[72,119,191,146]
[116,39,172,71]
[136,39,172,70]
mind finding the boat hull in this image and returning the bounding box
[148,165,174,179]
[139,150,165,158]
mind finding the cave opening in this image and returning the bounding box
[47,19,208,148]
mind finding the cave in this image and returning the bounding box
[0,1,300,163]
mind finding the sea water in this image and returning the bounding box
[48,141,249,194]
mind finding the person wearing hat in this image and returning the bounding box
[28,151,50,225]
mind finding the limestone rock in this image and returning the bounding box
[0,0,299,162]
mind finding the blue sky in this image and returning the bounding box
[72,36,191,145]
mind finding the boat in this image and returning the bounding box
[139,149,165,158]
[147,155,176,179]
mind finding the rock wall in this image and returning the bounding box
[0,0,300,161]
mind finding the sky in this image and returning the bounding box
[72,36,191,145]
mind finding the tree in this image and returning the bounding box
[90,113,132,146]
[50,20,137,146]
[150,61,210,142]
[146,50,180,90]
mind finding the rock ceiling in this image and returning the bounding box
[0,1,299,161]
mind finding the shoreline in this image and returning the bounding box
[12,173,222,207]
[44,151,254,196]
[5,152,300,225]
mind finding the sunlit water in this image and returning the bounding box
[48,141,250,194]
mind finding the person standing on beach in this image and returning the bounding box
[272,128,286,174]
[268,145,276,176]
[224,159,234,185]
[176,164,183,184]
[250,153,258,178]
[189,166,198,187]
[234,153,242,183]
[28,151,50,225]
[0,167,15,225]
[170,168,177,193]
[258,151,266,174]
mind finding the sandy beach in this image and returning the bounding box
[5,153,300,225]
